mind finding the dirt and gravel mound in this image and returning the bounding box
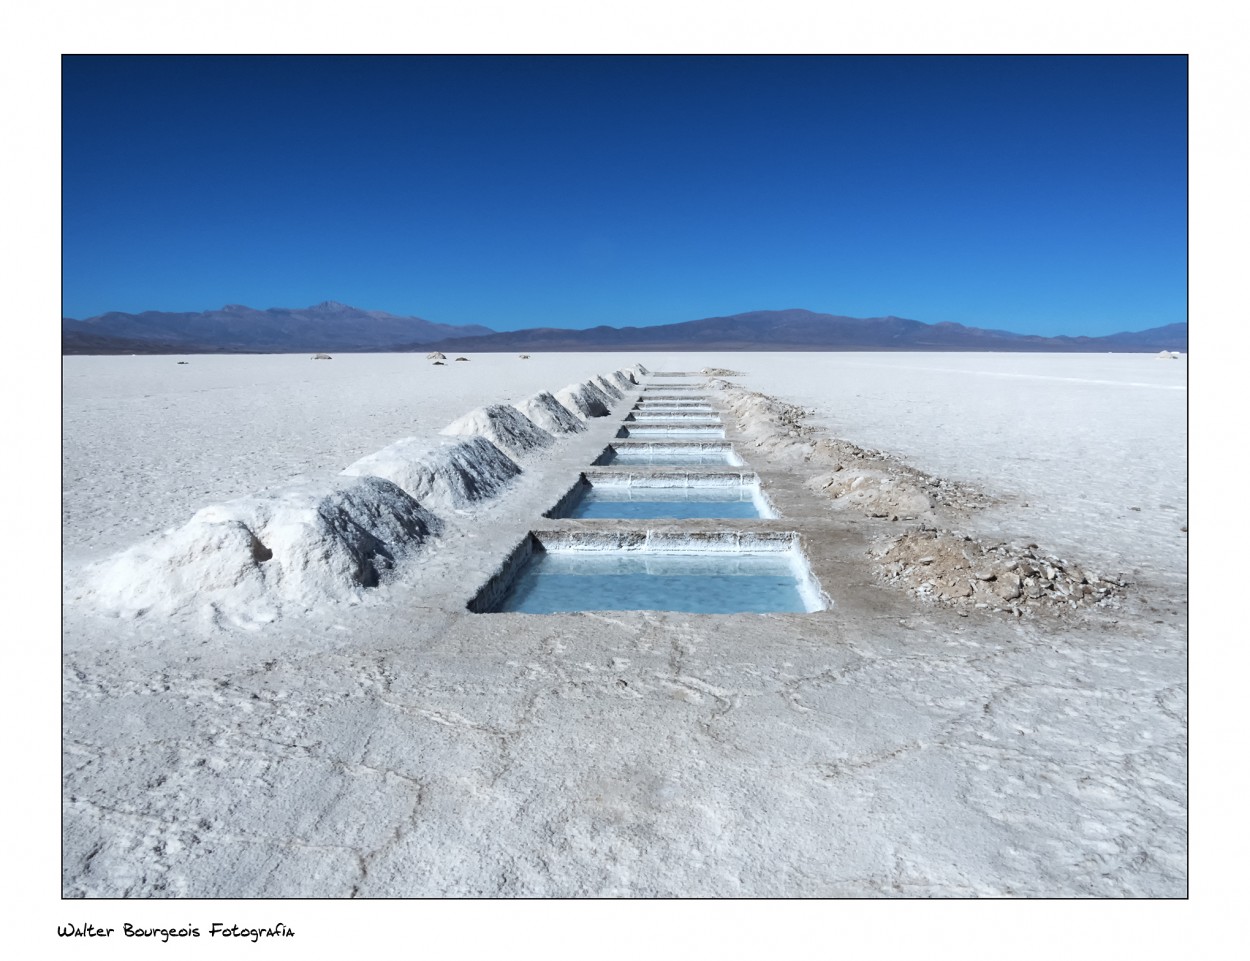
[710,379,1128,618]
[873,525,1130,617]
[710,379,990,518]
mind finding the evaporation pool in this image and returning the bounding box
[626,410,718,422]
[616,424,725,439]
[547,474,775,519]
[634,399,713,407]
[593,443,744,466]
[475,533,822,614]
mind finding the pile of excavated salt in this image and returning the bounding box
[85,476,440,625]
[515,391,586,435]
[591,374,624,399]
[554,381,611,419]
[440,404,555,458]
[342,435,521,511]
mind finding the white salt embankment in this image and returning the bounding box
[515,391,587,435]
[79,366,640,625]
[85,476,440,624]
[341,435,523,511]
[554,381,612,419]
[439,404,555,458]
[590,373,624,400]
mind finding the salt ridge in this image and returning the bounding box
[83,367,638,622]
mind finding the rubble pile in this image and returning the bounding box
[874,525,1129,617]
[710,380,989,518]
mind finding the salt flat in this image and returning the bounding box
[61,351,1187,897]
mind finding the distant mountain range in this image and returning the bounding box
[61,301,493,354]
[62,303,1188,354]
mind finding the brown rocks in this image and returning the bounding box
[873,527,1126,618]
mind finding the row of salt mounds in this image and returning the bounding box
[82,365,644,626]
[515,391,586,435]
[342,436,521,512]
[440,404,555,458]
[86,476,441,625]
[555,380,613,419]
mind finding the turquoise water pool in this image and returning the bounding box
[555,484,767,519]
[616,425,725,439]
[495,551,811,613]
[593,444,743,466]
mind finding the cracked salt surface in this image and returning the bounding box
[61,351,1186,897]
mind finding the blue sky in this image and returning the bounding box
[62,55,1186,335]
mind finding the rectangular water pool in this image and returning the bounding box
[471,531,824,614]
[625,410,718,421]
[616,424,725,439]
[546,473,776,519]
[593,443,744,466]
[633,405,716,413]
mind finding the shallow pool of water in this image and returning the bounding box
[557,485,767,519]
[626,411,719,421]
[634,401,715,408]
[495,551,812,613]
[593,444,743,466]
[616,425,725,439]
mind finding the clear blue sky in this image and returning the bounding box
[62,55,1186,335]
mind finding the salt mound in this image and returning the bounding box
[440,404,554,458]
[515,391,586,435]
[609,369,636,388]
[343,435,521,511]
[554,382,611,419]
[631,363,650,376]
[583,379,617,407]
[591,374,624,399]
[88,476,441,624]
